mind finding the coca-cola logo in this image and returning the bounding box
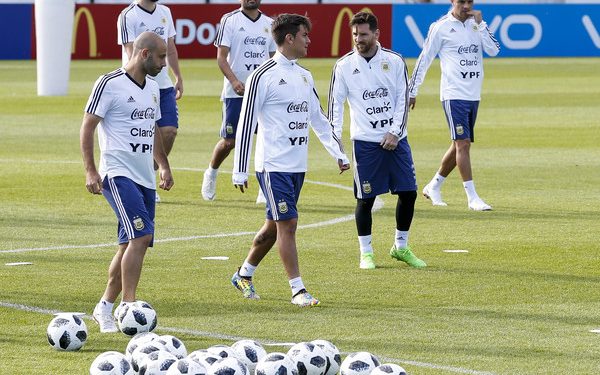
[457,44,479,54]
[362,88,389,100]
[244,36,267,45]
[130,108,156,120]
[287,101,309,113]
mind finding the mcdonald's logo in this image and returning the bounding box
[330,6,373,57]
[72,7,98,58]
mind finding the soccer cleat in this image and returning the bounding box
[201,170,217,201]
[155,192,161,203]
[359,253,376,269]
[231,270,260,300]
[291,290,320,307]
[390,245,427,268]
[93,306,119,333]
[422,183,447,206]
[468,198,492,211]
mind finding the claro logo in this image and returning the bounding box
[71,7,97,58]
[331,7,373,57]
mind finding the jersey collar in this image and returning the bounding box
[273,51,298,67]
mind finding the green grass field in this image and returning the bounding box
[1,57,599,374]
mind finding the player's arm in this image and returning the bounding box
[382,59,409,151]
[217,46,245,96]
[408,22,442,109]
[80,113,103,194]
[153,125,174,191]
[470,9,500,57]
[327,61,349,140]
[166,37,184,99]
[123,43,133,60]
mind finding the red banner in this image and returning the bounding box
[47,4,391,60]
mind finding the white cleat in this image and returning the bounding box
[256,190,267,204]
[422,183,447,206]
[468,198,492,211]
[201,170,217,201]
[93,308,119,333]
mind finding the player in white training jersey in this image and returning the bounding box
[230,14,350,307]
[328,12,426,271]
[202,0,276,203]
[82,32,174,333]
[118,0,183,202]
[408,0,499,211]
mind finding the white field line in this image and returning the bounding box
[0,169,381,254]
[0,301,494,375]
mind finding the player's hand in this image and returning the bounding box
[85,171,103,195]
[159,168,174,191]
[409,97,416,110]
[467,9,483,24]
[338,159,350,174]
[234,180,249,193]
[233,80,245,96]
[174,79,184,100]
[380,132,399,151]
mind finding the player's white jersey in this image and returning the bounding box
[117,3,176,89]
[232,52,348,183]
[214,9,276,99]
[85,68,161,189]
[408,12,500,101]
[328,44,409,143]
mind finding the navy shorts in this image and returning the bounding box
[256,171,305,221]
[352,138,417,199]
[220,98,243,138]
[442,99,479,142]
[157,87,178,128]
[102,176,155,246]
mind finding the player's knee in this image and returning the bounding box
[356,198,375,212]
[160,126,177,140]
[254,229,276,246]
[397,191,417,205]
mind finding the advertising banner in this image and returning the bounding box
[392,4,600,57]
[0,4,32,59]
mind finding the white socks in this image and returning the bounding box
[206,166,218,177]
[289,277,305,296]
[463,180,479,202]
[430,172,446,190]
[96,299,113,314]
[239,261,257,278]
[395,230,409,249]
[358,235,373,254]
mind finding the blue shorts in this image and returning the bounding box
[256,171,305,221]
[442,99,479,142]
[102,176,155,246]
[157,87,178,128]
[220,98,243,139]
[352,138,417,199]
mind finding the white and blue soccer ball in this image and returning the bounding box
[89,351,134,375]
[207,344,238,360]
[207,357,248,375]
[131,341,168,373]
[340,352,380,375]
[188,350,221,370]
[370,364,407,375]
[138,350,178,375]
[287,342,328,375]
[311,340,341,375]
[126,332,160,360]
[157,335,188,359]
[166,358,207,375]
[231,339,267,373]
[46,313,88,351]
[117,301,158,336]
[255,352,298,375]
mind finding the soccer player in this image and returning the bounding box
[82,32,174,333]
[408,0,500,211]
[118,0,183,202]
[230,14,350,307]
[201,0,276,202]
[328,12,426,270]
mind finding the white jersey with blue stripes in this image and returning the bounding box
[232,52,348,184]
[85,68,161,189]
[408,12,500,101]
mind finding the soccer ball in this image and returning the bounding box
[370,364,407,375]
[207,357,248,375]
[188,350,222,369]
[139,350,178,375]
[46,313,88,351]
[156,335,188,359]
[166,358,207,375]
[207,344,238,359]
[311,340,341,375]
[126,332,161,360]
[231,339,267,373]
[117,301,158,336]
[340,352,380,375]
[131,341,168,373]
[90,351,134,375]
[287,342,328,375]
[255,352,298,375]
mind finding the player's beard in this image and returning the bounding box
[243,1,260,10]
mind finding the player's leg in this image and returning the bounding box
[154,87,179,202]
[202,98,241,201]
[355,198,376,269]
[92,243,126,333]
[120,234,152,302]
